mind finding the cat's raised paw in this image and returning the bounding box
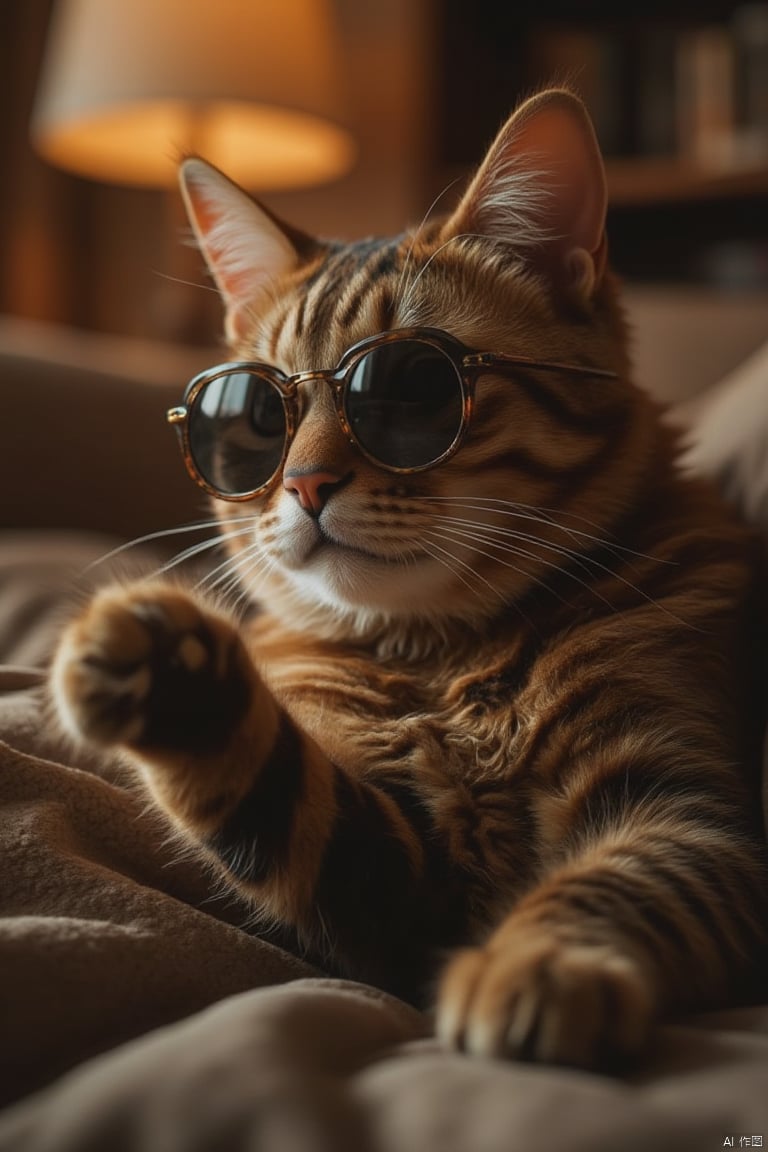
[51,583,251,753]
[437,935,654,1070]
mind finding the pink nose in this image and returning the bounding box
[283,470,343,516]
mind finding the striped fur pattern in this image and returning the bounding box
[51,91,768,1070]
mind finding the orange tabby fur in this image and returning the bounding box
[51,90,768,1070]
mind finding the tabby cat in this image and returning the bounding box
[51,90,768,1070]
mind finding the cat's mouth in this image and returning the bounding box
[270,502,441,615]
[310,526,406,567]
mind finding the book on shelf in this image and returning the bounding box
[528,7,768,171]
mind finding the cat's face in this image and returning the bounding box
[179,90,636,640]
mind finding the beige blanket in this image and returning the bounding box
[1,533,767,1152]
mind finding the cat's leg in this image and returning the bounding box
[50,582,333,912]
[436,810,768,1068]
[51,582,459,997]
[437,852,656,1068]
[52,581,269,785]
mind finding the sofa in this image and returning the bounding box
[0,295,766,1152]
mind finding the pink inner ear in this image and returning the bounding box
[181,176,258,307]
[184,193,245,301]
[510,98,607,258]
[179,158,300,341]
[442,91,609,294]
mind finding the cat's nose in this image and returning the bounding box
[283,470,345,516]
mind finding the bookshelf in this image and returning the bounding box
[605,156,768,206]
[431,0,768,288]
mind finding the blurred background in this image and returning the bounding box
[4,0,768,340]
[0,0,767,545]
[2,0,767,345]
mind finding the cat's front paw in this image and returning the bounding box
[51,583,251,753]
[437,934,654,1070]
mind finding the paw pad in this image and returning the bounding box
[52,585,250,752]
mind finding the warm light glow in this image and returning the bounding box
[32,0,357,190]
[36,102,356,189]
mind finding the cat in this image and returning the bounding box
[50,89,768,1071]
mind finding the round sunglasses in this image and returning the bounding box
[167,327,617,502]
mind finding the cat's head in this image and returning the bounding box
[176,89,647,643]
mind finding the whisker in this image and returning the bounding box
[196,548,256,595]
[156,524,256,576]
[150,267,223,296]
[399,233,487,320]
[221,546,280,620]
[426,516,694,628]
[418,495,675,566]
[423,530,540,632]
[422,530,507,601]
[430,513,620,591]
[393,178,462,312]
[83,516,259,574]
[429,521,612,611]
[426,525,570,606]
[434,518,643,608]
[420,537,489,602]
[198,539,271,598]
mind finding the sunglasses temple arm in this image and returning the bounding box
[464,354,618,380]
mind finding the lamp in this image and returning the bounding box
[31,0,356,191]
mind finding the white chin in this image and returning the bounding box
[284,544,454,618]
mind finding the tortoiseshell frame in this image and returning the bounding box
[167,327,619,502]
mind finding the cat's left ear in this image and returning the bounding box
[441,88,608,298]
[179,157,316,343]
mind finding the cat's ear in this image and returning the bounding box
[441,89,608,297]
[179,157,308,343]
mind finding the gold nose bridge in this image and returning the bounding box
[290,367,343,396]
[286,368,352,448]
[286,370,350,433]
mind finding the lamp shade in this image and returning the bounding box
[32,0,356,190]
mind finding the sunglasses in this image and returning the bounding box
[167,327,617,502]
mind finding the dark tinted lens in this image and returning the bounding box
[188,371,286,496]
[345,340,464,469]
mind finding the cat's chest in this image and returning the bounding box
[248,619,530,783]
